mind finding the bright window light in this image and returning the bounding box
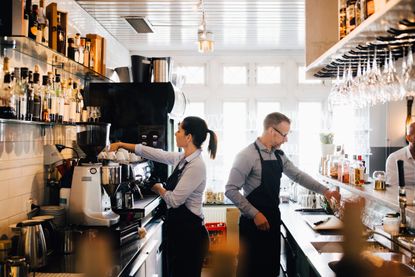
[223,66,247,84]
[299,102,322,174]
[256,102,281,134]
[256,66,281,84]
[183,102,205,118]
[175,66,205,85]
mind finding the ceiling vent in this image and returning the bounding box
[125,17,154,33]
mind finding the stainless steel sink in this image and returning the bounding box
[311,240,390,254]
[328,259,415,276]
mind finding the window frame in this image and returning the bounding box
[221,64,249,86]
[255,64,282,85]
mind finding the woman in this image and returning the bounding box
[109,116,217,277]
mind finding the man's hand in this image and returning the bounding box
[323,189,341,210]
[254,212,270,231]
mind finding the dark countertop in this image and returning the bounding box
[38,219,163,277]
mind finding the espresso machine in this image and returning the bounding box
[68,122,121,227]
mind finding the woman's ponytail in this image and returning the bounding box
[207,130,218,159]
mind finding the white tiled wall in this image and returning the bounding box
[0,123,76,236]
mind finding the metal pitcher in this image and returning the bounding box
[17,220,47,269]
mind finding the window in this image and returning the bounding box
[298,102,322,174]
[256,66,281,84]
[183,101,205,118]
[298,66,322,84]
[223,66,247,84]
[207,102,248,190]
[175,65,205,85]
[255,101,281,135]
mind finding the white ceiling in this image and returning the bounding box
[75,0,305,52]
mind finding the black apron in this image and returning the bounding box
[237,142,283,277]
[164,160,210,277]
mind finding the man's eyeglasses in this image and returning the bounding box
[272,127,289,138]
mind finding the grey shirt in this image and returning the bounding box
[135,144,206,219]
[225,138,328,219]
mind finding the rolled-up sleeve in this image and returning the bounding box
[135,144,181,165]
[162,161,205,208]
[225,153,259,219]
[282,156,328,195]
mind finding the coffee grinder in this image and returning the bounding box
[68,123,120,227]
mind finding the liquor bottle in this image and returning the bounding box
[41,75,50,122]
[68,80,77,123]
[78,36,85,64]
[346,0,356,34]
[67,38,78,61]
[26,70,35,121]
[366,0,375,18]
[23,0,32,37]
[32,65,42,121]
[339,0,347,39]
[56,13,66,55]
[342,154,350,184]
[47,72,57,122]
[84,38,91,68]
[0,57,17,119]
[62,79,70,123]
[29,4,39,41]
[38,0,49,46]
[355,0,362,27]
[20,68,29,121]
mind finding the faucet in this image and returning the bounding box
[367,228,415,266]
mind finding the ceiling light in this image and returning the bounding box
[198,31,214,53]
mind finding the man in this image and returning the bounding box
[225,112,340,277]
[386,121,415,187]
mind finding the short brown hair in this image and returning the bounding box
[263,112,291,130]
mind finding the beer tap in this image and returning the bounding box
[397,160,407,233]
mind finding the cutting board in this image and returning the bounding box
[303,215,343,230]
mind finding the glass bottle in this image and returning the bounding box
[26,70,34,121]
[32,65,42,121]
[29,4,39,41]
[346,0,356,34]
[41,75,50,122]
[54,74,64,123]
[56,13,66,55]
[0,57,17,119]
[84,39,91,68]
[38,0,49,46]
[339,0,347,39]
[47,72,57,122]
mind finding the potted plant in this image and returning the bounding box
[320,132,335,157]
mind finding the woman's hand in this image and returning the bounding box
[151,183,167,197]
[108,142,120,152]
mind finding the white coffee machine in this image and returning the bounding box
[69,123,120,227]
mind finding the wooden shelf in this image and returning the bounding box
[306,0,415,79]
[0,36,110,82]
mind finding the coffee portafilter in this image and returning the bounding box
[101,164,122,198]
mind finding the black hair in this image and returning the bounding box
[181,116,217,159]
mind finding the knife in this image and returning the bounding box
[314,217,331,226]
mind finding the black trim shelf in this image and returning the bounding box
[0,36,111,82]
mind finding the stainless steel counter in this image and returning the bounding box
[280,203,339,277]
[37,219,163,277]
